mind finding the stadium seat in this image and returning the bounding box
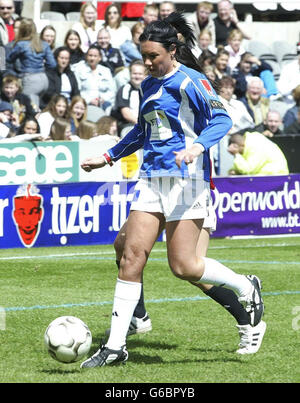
[66,12,80,21]
[41,11,66,21]
[87,105,106,122]
[247,40,277,62]
[272,40,297,65]
[269,100,291,119]
[264,59,281,80]
[281,53,298,64]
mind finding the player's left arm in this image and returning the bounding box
[190,80,232,151]
[175,79,232,168]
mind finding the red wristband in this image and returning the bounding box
[103,152,113,166]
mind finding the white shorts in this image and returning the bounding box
[130,176,211,223]
[203,200,217,233]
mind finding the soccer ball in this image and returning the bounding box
[44,316,92,363]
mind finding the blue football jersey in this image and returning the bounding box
[108,63,232,182]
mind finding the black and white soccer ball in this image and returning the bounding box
[44,316,92,363]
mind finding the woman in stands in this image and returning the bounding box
[49,117,72,141]
[37,94,69,139]
[96,115,118,136]
[213,47,231,83]
[2,116,43,142]
[192,29,217,59]
[72,2,103,53]
[224,29,246,71]
[69,95,88,134]
[40,46,80,109]
[6,18,56,109]
[103,3,132,49]
[64,29,85,66]
[16,116,40,136]
[39,25,56,52]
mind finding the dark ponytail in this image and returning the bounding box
[164,12,195,48]
[139,12,205,74]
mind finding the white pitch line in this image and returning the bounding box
[0,242,299,261]
[0,249,165,261]
[0,251,115,260]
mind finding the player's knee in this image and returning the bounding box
[172,269,190,280]
[122,249,146,269]
[169,256,204,281]
[119,246,146,282]
[169,258,191,280]
[113,231,126,256]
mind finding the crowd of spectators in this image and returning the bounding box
[0,0,299,175]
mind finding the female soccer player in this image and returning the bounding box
[80,13,264,368]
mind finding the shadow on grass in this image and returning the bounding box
[85,335,177,359]
[167,357,245,365]
[41,368,81,375]
[91,333,178,351]
[127,338,178,350]
[83,337,245,366]
[126,350,244,365]
[190,346,236,354]
[75,335,177,366]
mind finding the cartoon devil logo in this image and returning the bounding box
[12,184,44,248]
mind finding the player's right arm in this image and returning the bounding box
[81,155,107,172]
[80,123,145,172]
[107,123,145,161]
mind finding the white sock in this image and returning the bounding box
[106,278,142,350]
[198,257,251,297]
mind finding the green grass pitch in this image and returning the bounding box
[1,236,300,383]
